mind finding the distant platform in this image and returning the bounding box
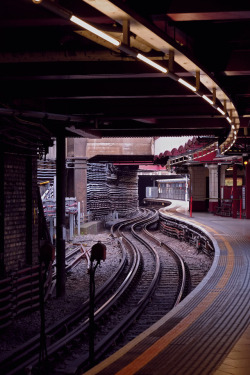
[144,198,189,216]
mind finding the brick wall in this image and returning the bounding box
[4,153,38,273]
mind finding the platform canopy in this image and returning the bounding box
[0,1,250,156]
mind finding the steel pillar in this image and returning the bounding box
[0,150,5,278]
[232,163,238,218]
[56,133,66,297]
[245,164,250,219]
[26,157,33,265]
[218,164,221,209]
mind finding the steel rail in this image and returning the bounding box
[0,241,128,375]
[23,223,141,374]
[1,215,144,375]
[142,214,189,306]
[60,210,162,374]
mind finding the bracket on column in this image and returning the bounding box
[123,19,130,46]
[169,49,174,72]
[196,70,200,92]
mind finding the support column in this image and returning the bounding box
[207,164,218,213]
[56,132,66,297]
[188,166,207,212]
[232,163,238,218]
[220,165,227,186]
[245,164,250,219]
[0,150,5,278]
[73,138,87,217]
[218,165,228,204]
[218,164,221,208]
[26,157,33,265]
[66,138,75,198]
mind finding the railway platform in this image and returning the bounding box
[84,200,250,375]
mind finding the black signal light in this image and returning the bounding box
[242,154,249,166]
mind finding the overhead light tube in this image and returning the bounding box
[178,78,196,92]
[136,53,168,73]
[217,107,226,115]
[70,15,121,47]
[202,94,213,105]
[70,17,168,74]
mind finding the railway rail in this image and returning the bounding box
[51,209,162,374]
[142,212,191,306]
[106,210,192,354]
[0,237,127,375]
[0,208,214,375]
[0,211,145,375]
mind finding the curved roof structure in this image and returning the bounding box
[0,1,250,156]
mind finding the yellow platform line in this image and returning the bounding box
[114,236,234,375]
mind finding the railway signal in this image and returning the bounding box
[242,154,250,166]
[89,241,107,365]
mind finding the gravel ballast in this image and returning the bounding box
[0,229,213,361]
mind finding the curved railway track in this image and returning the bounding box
[50,209,162,374]
[108,210,192,354]
[0,208,213,375]
[0,211,146,375]
[142,214,192,305]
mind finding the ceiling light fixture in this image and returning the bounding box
[226,116,232,123]
[70,16,168,74]
[70,15,121,47]
[136,53,168,73]
[217,107,226,115]
[202,94,213,105]
[178,78,196,92]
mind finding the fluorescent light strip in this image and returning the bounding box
[202,94,213,105]
[70,15,120,47]
[226,116,232,123]
[217,107,225,115]
[178,78,196,92]
[70,17,168,74]
[136,54,168,73]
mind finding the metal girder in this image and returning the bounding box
[0,0,249,152]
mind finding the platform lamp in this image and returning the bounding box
[88,241,106,365]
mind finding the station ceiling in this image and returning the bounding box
[0,1,250,155]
